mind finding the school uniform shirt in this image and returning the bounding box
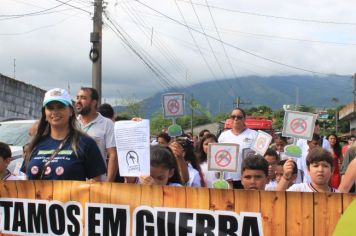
[22,135,106,180]
[265,180,277,191]
[287,183,338,192]
[200,161,219,188]
[187,163,202,187]
[218,128,257,181]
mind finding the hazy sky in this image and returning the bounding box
[1,0,355,104]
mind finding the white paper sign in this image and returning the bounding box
[114,120,150,177]
[208,143,239,172]
[162,93,184,118]
[251,130,273,156]
[282,111,317,140]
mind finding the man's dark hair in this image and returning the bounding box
[242,154,269,176]
[306,146,333,168]
[156,132,171,143]
[0,142,11,160]
[278,159,298,175]
[98,103,114,119]
[80,87,99,101]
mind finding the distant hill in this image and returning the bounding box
[119,75,353,118]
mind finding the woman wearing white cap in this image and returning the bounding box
[21,88,106,181]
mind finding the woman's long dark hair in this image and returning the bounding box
[150,145,182,185]
[175,137,206,187]
[25,105,84,169]
[327,133,342,158]
[195,133,218,164]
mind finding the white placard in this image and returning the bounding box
[208,143,239,172]
[114,120,150,177]
[282,111,317,140]
[162,93,184,118]
[251,130,273,156]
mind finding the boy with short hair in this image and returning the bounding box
[241,155,269,190]
[0,142,20,180]
[277,147,337,192]
[266,159,298,191]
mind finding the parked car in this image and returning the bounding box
[0,119,37,174]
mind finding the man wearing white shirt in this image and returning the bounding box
[76,87,118,182]
[218,108,257,189]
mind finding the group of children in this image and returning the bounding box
[138,130,349,194]
[0,127,354,194]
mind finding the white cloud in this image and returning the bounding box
[1,0,355,104]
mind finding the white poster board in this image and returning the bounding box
[282,111,317,140]
[208,143,239,172]
[162,93,184,118]
[251,130,273,156]
[114,120,150,177]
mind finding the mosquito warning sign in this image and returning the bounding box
[282,111,317,140]
[208,143,239,172]
[162,93,184,118]
[251,130,272,156]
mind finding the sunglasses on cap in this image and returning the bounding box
[230,115,244,120]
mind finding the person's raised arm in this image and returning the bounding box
[276,159,295,191]
[339,158,356,193]
[169,141,189,184]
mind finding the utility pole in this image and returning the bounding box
[234,96,251,108]
[13,58,16,79]
[90,0,103,104]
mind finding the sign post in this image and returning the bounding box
[162,93,185,137]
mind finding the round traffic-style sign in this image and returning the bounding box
[167,99,180,114]
[290,118,307,134]
[214,149,232,167]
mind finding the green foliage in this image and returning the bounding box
[212,112,229,122]
[150,112,172,135]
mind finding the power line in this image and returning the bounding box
[177,0,356,26]
[52,0,92,14]
[204,0,241,91]
[0,0,72,17]
[173,0,235,100]
[120,1,188,87]
[104,13,178,90]
[135,0,350,78]
[188,0,227,78]
[0,15,76,35]
[111,4,356,47]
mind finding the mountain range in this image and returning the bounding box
[116,75,353,118]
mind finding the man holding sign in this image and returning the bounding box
[218,108,257,189]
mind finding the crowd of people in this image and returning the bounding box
[2,87,356,194]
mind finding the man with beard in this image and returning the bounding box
[76,87,118,181]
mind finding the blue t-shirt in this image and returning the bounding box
[22,135,106,180]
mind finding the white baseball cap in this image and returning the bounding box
[43,88,72,107]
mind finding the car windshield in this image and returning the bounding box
[0,122,33,146]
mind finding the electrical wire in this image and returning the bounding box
[177,0,356,26]
[174,0,235,100]
[121,1,188,88]
[104,13,178,91]
[135,0,350,78]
